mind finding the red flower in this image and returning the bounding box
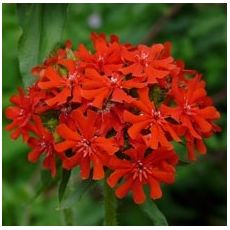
[124,87,181,149]
[58,59,83,103]
[27,116,59,177]
[55,108,119,180]
[184,133,206,160]
[38,66,71,106]
[107,143,178,204]
[5,87,44,141]
[171,74,220,160]
[173,75,219,143]
[38,60,82,106]
[121,43,177,84]
[5,33,222,204]
[77,33,123,75]
[81,68,137,109]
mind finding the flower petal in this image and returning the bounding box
[5,106,21,119]
[128,120,151,139]
[112,88,134,103]
[43,155,56,177]
[193,115,212,133]
[148,177,162,200]
[56,124,81,141]
[55,140,76,152]
[63,152,82,169]
[151,170,175,183]
[28,148,41,163]
[132,182,146,204]
[46,87,71,106]
[80,157,91,179]
[195,139,207,154]
[198,106,220,120]
[92,154,104,180]
[115,177,134,199]
[121,63,143,75]
[94,137,119,155]
[58,59,76,73]
[189,88,206,104]
[107,169,131,187]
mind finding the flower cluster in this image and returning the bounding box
[5,33,221,204]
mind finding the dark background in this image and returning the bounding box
[2,3,227,226]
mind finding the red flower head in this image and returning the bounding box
[124,87,181,150]
[27,115,59,177]
[5,87,45,141]
[37,59,83,107]
[5,33,222,205]
[107,143,178,204]
[172,74,221,159]
[80,68,137,109]
[77,33,123,75]
[55,108,119,180]
[121,43,177,84]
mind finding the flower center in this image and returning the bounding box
[183,100,196,115]
[19,109,25,116]
[132,160,150,182]
[137,51,149,66]
[40,141,47,148]
[68,72,78,81]
[140,51,149,61]
[97,55,105,68]
[110,76,118,83]
[152,110,161,120]
[75,138,93,158]
[97,55,104,62]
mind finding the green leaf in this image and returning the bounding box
[17,3,68,87]
[25,170,55,205]
[178,159,191,166]
[58,180,95,210]
[104,172,117,226]
[58,169,71,203]
[41,169,53,186]
[140,199,168,226]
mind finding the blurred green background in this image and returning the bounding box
[2,3,227,226]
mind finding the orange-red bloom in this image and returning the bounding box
[5,33,221,203]
[55,108,119,180]
[107,143,178,204]
[27,116,59,177]
[38,61,82,106]
[5,87,45,141]
[121,43,177,84]
[124,87,181,149]
[172,74,220,159]
[81,68,137,109]
[77,33,123,75]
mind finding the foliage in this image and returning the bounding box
[17,4,67,87]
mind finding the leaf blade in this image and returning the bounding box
[140,199,168,226]
[58,169,71,203]
[17,3,68,88]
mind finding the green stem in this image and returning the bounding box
[104,172,117,226]
[63,208,74,226]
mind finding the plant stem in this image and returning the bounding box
[104,172,117,226]
[63,208,74,226]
